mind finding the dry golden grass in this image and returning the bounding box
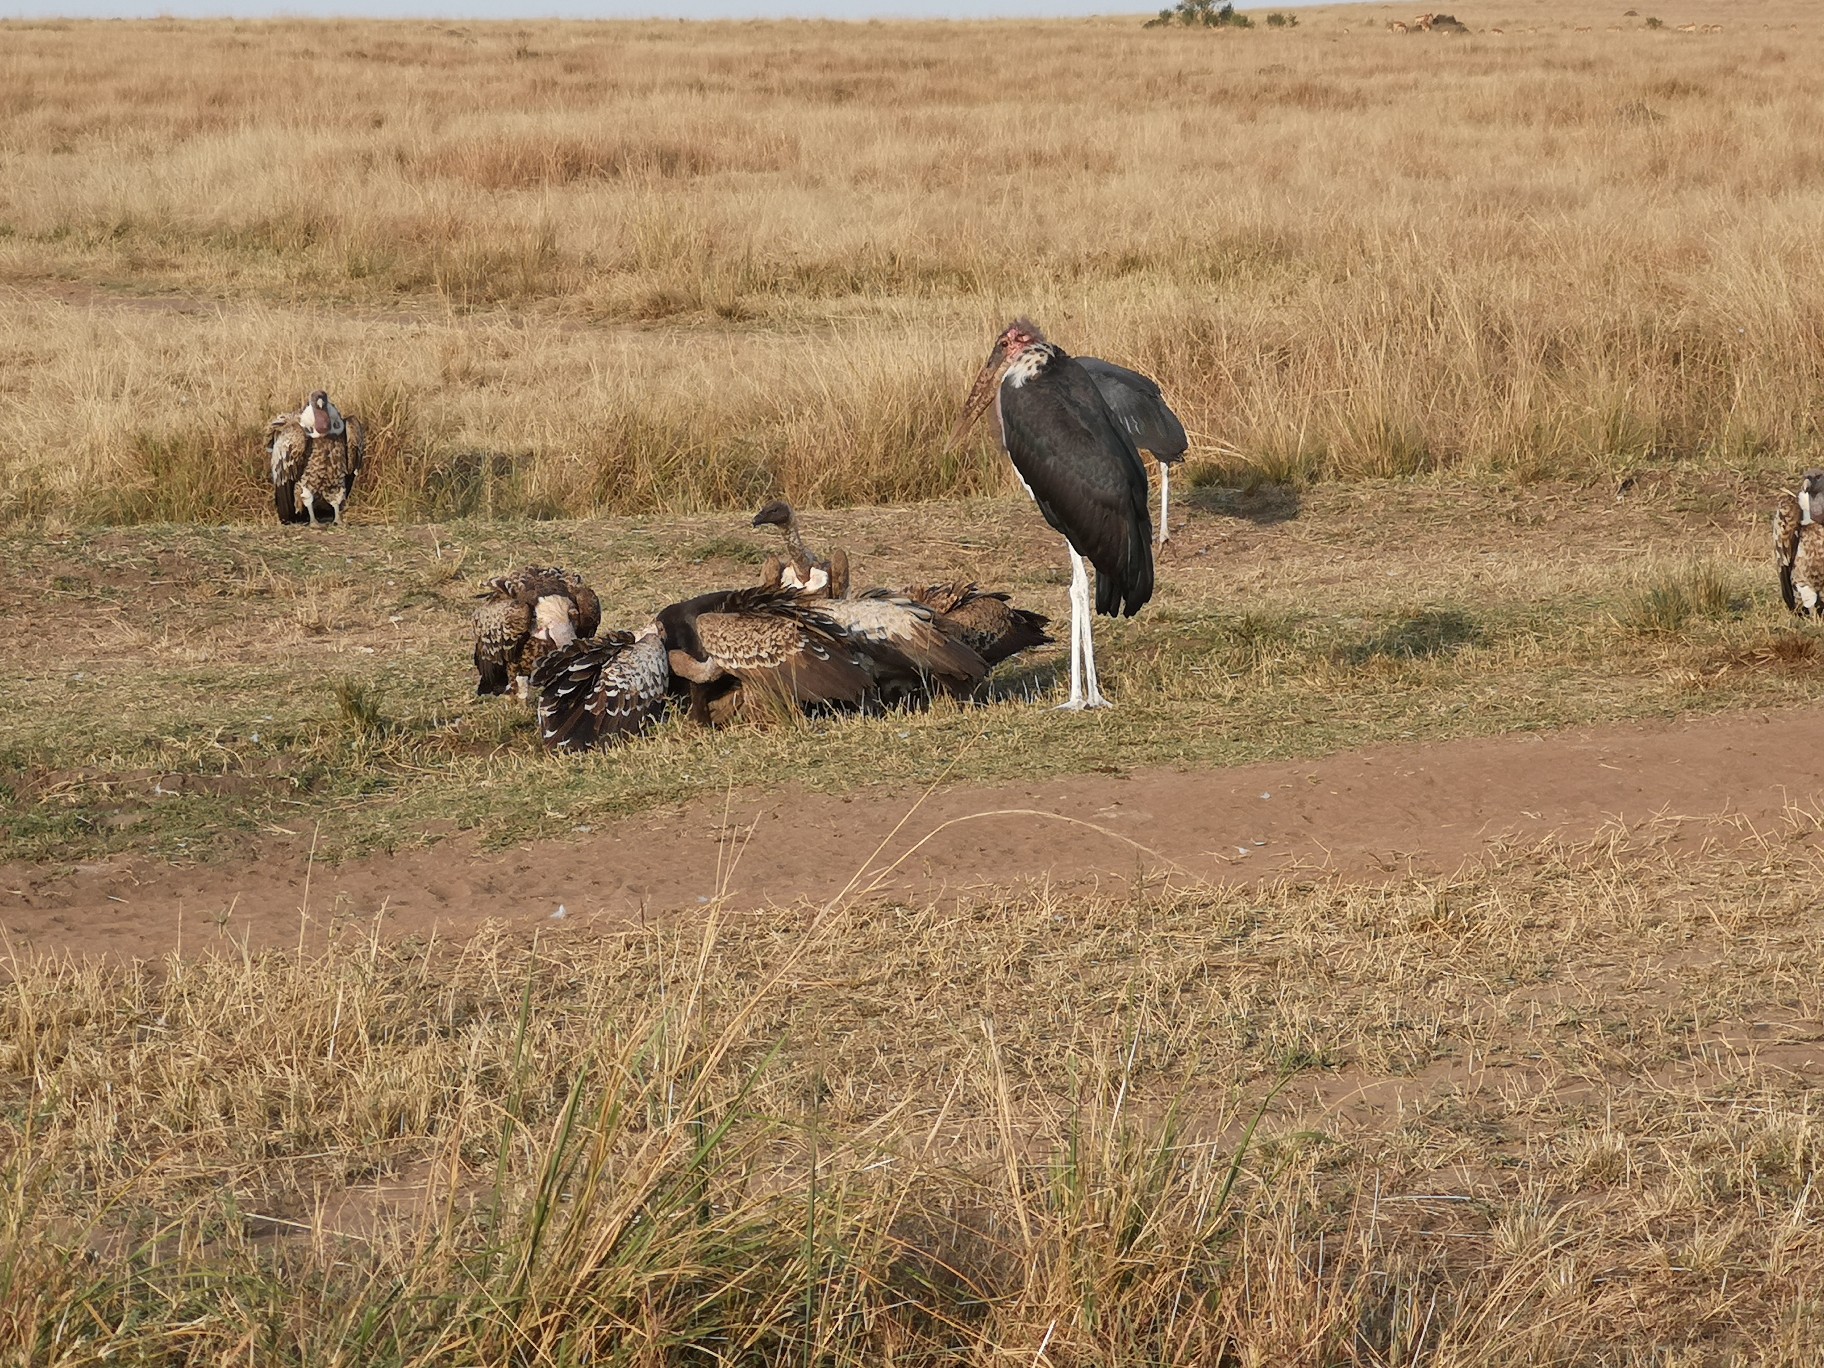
[6,821,1824,1362]
[3,478,1812,864]
[4,2,1824,523]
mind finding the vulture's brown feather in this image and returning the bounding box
[903,581,1053,668]
[473,565,603,699]
[532,632,670,753]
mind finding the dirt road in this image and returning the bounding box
[6,704,1817,960]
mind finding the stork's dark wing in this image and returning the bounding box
[532,632,669,753]
[1077,358,1189,464]
[269,421,309,524]
[998,352,1155,618]
[1775,492,1803,613]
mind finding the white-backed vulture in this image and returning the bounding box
[1775,471,1824,616]
[473,566,602,699]
[269,390,365,527]
[902,581,1053,669]
[753,500,850,598]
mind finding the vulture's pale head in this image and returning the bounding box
[752,500,797,530]
[299,390,343,437]
[1803,470,1824,523]
[532,594,579,648]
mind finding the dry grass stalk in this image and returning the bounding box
[4,5,1824,523]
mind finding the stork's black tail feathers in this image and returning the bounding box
[1094,512,1154,618]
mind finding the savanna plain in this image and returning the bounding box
[5,2,1824,1362]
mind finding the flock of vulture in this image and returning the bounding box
[268,321,1824,754]
[268,321,1191,751]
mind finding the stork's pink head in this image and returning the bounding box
[950,319,1047,450]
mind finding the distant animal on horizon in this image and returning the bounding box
[951,318,1154,711]
[1773,471,1824,617]
[1075,357,1189,545]
[473,566,602,699]
[268,390,365,527]
[753,500,850,598]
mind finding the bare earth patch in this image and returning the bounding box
[7,703,1819,961]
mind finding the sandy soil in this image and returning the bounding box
[5,703,1817,961]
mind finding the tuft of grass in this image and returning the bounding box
[331,677,389,739]
[1620,560,1744,634]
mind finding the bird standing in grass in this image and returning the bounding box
[1075,357,1188,545]
[1774,470,1824,616]
[951,319,1154,710]
[473,566,602,700]
[752,500,850,598]
[269,390,365,527]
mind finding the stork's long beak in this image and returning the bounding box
[948,344,1009,451]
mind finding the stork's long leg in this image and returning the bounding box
[1158,465,1171,545]
[1057,545,1085,709]
[1055,546,1112,711]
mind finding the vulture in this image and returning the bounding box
[1076,357,1189,545]
[269,390,365,527]
[902,581,1052,670]
[951,319,1153,710]
[1774,470,1824,616]
[753,500,850,598]
[473,566,602,699]
[530,586,989,753]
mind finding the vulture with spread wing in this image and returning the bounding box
[269,390,365,526]
[473,566,602,699]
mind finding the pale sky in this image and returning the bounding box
[4,0,1333,21]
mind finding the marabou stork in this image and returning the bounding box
[472,566,602,700]
[1075,358,1189,545]
[1774,470,1824,616]
[753,500,851,598]
[268,390,365,526]
[951,320,1154,710]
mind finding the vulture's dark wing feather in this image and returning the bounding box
[533,632,669,753]
[1775,492,1803,614]
[1076,357,1188,464]
[998,351,1154,618]
[269,420,310,525]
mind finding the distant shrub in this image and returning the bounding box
[1645,16,1664,27]
[1147,0,1253,28]
[1265,11,1298,26]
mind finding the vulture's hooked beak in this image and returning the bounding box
[948,341,1009,451]
[309,394,332,436]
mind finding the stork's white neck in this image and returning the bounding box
[1001,345,1054,390]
